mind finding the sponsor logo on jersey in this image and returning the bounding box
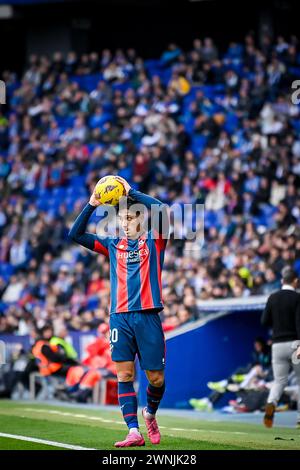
[117,247,149,263]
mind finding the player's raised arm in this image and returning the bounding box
[115,176,169,239]
[115,176,163,208]
[129,188,169,239]
[68,187,109,256]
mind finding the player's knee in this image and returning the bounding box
[148,372,164,388]
[117,371,135,382]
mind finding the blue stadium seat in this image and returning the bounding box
[52,187,67,197]
[87,297,100,310]
[37,199,50,211]
[294,259,300,275]
[55,115,75,129]
[0,301,9,313]
[289,66,300,77]
[0,263,15,277]
[190,135,207,155]
[291,119,300,132]
[70,73,103,93]
[70,175,86,186]
[224,113,239,133]
[204,210,218,228]
[112,82,131,92]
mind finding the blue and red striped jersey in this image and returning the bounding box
[69,188,169,314]
[93,229,166,313]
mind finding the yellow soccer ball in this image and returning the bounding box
[94,175,126,206]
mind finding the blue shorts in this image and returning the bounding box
[109,312,166,371]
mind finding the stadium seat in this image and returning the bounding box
[92,377,118,405]
[29,372,64,400]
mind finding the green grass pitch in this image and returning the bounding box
[0,400,299,450]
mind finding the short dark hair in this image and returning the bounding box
[281,266,298,284]
[39,325,53,336]
[254,336,266,346]
[116,197,145,216]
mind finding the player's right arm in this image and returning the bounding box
[68,188,109,256]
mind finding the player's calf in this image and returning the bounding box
[143,374,165,445]
[146,380,165,415]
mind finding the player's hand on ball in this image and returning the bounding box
[115,176,131,196]
[89,187,102,207]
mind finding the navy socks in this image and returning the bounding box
[118,380,166,428]
[146,382,165,415]
[118,381,138,429]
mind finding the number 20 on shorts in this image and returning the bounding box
[110,328,118,343]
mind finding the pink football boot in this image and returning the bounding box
[142,407,161,445]
[114,431,145,448]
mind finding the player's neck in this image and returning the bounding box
[127,230,146,241]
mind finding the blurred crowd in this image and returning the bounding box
[1,32,300,335]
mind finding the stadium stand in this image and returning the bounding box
[0,32,300,336]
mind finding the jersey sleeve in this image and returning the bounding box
[128,188,169,242]
[68,203,110,257]
[94,236,110,257]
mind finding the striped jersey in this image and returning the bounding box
[93,230,167,314]
[69,188,169,315]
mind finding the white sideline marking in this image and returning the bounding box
[23,408,247,435]
[0,432,95,450]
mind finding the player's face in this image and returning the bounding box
[118,209,144,239]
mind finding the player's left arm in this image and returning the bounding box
[130,188,169,240]
[115,176,169,240]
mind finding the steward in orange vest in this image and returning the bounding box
[32,325,77,377]
[32,340,63,376]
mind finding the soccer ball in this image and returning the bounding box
[94,175,126,206]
